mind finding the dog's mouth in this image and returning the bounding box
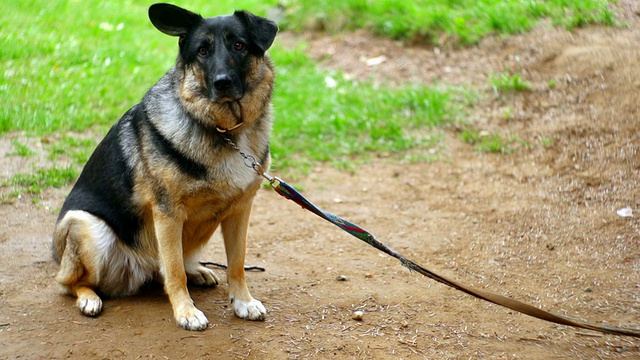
[216,93,242,103]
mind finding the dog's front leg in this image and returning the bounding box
[221,200,267,321]
[154,211,209,330]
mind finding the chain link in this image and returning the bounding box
[221,135,276,184]
[222,136,261,172]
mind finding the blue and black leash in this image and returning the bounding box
[223,135,640,338]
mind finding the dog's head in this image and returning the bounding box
[149,3,278,132]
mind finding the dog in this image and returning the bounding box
[51,3,278,331]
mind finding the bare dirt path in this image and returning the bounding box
[1,3,639,359]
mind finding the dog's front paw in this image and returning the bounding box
[232,298,267,321]
[175,306,209,331]
[77,294,103,317]
[186,265,220,287]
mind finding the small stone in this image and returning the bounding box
[617,207,633,218]
[352,311,364,321]
[336,275,348,282]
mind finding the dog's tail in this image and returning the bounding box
[51,216,69,264]
[51,213,88,293]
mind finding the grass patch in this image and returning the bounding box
[0,0,612,199]
[271,45,471,171]
[280,0,618,45]
[46,135,98,165]
[490,70,532,95]
[540,136,554,148]
[459,129,522,154]
[10,140,37,157]
[3,166,77,201]
[1,1,471,184]
[2,134,98,202]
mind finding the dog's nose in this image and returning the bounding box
[213,75,232,91]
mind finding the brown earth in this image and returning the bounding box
[1,3,640,359]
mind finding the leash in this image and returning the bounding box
[221,135,640,338]
[199,261,265,272]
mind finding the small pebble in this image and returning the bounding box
[352,311,364,321]
[336,275,348,282]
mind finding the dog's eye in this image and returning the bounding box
[197,47,208,56]
[233,42,245,51]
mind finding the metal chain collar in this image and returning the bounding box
[221,135,277,184]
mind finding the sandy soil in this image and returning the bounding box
[1,3,640,359]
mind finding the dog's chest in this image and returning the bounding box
[182,148,261,206]
[179,164,261,235]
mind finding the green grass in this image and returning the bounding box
[3,166,77,203]
[0,0,619,200]
[281,0,618,45]
[2,135,97,202]
[271,44,470,171]
[10,140,37,157]
[490,70,532,95]
[0,0,470,199]
[459,129,535,154]
[459,129,520,154]
[47,135,97,165]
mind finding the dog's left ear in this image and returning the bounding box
[149,3,203,37]
[233,11,279,55]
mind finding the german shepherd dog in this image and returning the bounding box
[52,3,278,331]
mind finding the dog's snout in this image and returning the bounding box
[213,75,232,91]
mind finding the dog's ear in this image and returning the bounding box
[233,11,278,55]
[149,3,203,37]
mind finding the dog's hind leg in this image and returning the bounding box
[185,255,221,287]
[221,197,267,321]
[53,211,106,317]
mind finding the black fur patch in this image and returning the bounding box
[59,106,144,247]
[143,116,208,180]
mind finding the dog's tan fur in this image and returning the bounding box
[53,4,276,331]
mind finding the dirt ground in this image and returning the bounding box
[1,3,640,359]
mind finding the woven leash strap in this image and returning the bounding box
[219,133,640,338]
[269,177,640,338]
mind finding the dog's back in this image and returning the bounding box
[53,106,144,263]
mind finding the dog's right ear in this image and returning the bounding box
[148,3,203,37]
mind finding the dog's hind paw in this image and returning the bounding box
[175,307,209,331]
[77,295,103,317]
[232,298,267,321]
[187,265,221,287]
